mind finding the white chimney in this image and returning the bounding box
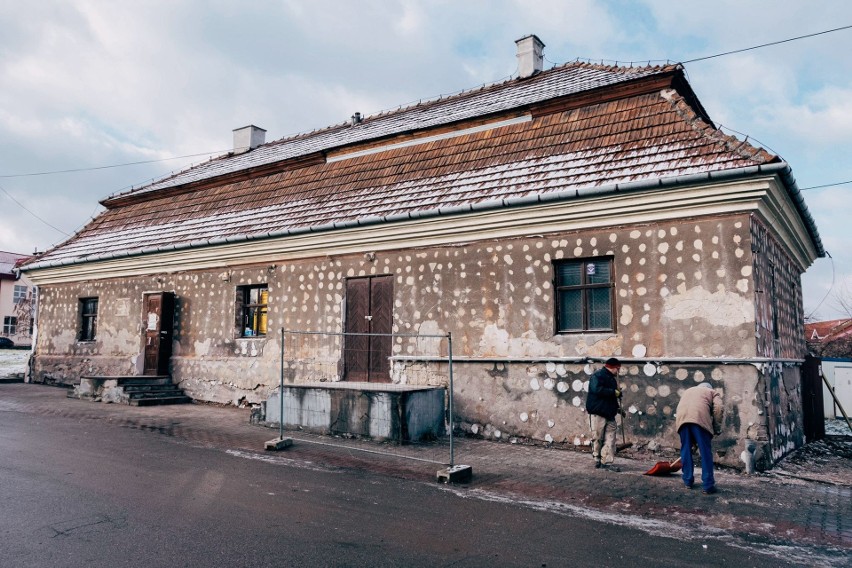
[233,125,267,154]
[515,35,545,79]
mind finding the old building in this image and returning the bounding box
[806,318,852,358]
[21,36,824,469]
[0,251,34,347]
[805,319,852,419]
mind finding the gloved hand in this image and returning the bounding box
[614,388,622,398]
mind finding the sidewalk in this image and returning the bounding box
[1,383,849,567]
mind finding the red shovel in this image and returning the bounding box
[644,457,682,476]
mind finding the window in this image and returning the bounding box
[769,263,780,341]
[13,285,28,304]
[237,285,268,337]
[79,297,98,341]
[554,258,614,332]
[3,316,16,335]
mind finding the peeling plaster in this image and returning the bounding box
[195,338,212,357]
[663,286,754,326]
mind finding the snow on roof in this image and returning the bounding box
[26,61,822,270]
[106,62,678,201]
[0,251,30,276]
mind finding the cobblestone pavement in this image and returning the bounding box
[1,383,849,567]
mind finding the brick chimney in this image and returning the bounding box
[233,125,266,154]
[515,35,545,79]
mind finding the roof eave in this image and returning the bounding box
[22,162,822,273]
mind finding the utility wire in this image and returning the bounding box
[3,27,849,182]
[800,179,852,191]
[682,24,852,63]
[1,22,849,240]
[0,150,227,179]
[0,183,71,237]
[806,253,836,320]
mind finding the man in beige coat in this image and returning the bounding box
[675,382,723,493]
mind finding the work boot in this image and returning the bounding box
[594,460,602,469]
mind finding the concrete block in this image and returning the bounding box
[264,384,445,442]
[264,437,293,451]
[436,464,472,484]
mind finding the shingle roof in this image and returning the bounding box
[107,62,679,201]
[806,319,852,342]
[27,61,822,269]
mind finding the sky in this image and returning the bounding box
[1,1,851,321]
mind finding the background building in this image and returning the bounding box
[0,251,34,347]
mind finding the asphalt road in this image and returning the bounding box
[0,408,796,568]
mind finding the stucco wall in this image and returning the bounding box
[29,211,806,467]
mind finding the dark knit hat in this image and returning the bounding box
[605,357,621,367]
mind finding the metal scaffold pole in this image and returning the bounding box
[436,331,471,483]
[264,327,292,451]
[447,332,454,468]
[279,327,284,441]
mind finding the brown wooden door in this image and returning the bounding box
[143,292,175,375]
[344,276,392,382]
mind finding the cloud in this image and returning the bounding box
[766,87,852,144]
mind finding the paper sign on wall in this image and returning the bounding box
[147,313,159,331]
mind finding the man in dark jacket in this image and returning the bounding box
[586,357,622,471]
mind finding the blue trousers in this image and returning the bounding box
[679,424,715,490]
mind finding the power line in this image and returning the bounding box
[806,253,836,321]
[0,150,227,179]
[682,24,852,63]
[0,183,71,237]
[547,25,852,68]
[2,26,849,183]
[800,179,852,191]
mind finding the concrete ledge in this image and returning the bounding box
[436,464,473,484]
[265,437,293,451]
[263,384,445,442]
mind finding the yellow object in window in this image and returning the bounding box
[258,290,268,335]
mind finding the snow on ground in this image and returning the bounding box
[0,348,29,378]
[825,418,852,437]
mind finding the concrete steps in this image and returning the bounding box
[72,375,192,406]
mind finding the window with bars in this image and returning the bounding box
[236,285,268,338]
[79,297,98,341]
[554,258,615,333]
[2,316,16,335]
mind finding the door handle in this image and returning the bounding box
[365,315,373,321]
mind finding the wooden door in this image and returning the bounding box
[143,292,175,375]
[344,276,392,382]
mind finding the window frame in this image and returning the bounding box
[2,316,16,335]
[553,256,616,333]
[79,297,98,342]
[13,285,28,304]
[236,285,269,338]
